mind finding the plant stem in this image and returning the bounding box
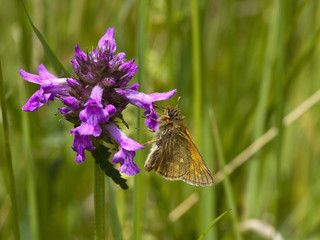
[94,163,105,240]
[106,178,123,240]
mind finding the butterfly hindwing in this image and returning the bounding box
[180,129,214,186]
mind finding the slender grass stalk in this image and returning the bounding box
[191,0,209,235]
[133,0,147,239]
[14,1,40,239]
[132,118,144,240]
[0,61,21,240]
[202,116,216,239]
[94,163,105,240]
[18,81,40,240]
[106,178,123,240]
[210,109,243,240]
[190,0,202,141]
[246,0,279,218]
[274,0,285,227]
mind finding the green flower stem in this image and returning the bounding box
[0,61,21,240]
[94,163,105,240]
[106,178,123,240]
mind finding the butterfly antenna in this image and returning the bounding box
[153,103,167,116]
[154,103,165,110]
[176,96,181,108]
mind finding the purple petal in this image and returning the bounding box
[71,133,95,163]
[105,123,143,176]
[113,148,140,176]
[118,59,138,84]
[58,107,70,115]
[22,88,46,112]
[75,44,87,60]
[41,79,72,96]
[144,110,158,131]
[114,52,126,65]
[147,90,178,103]
[119,59,135,71]
[98,28,116,53]
[19,69,42,84]
[21,65,72,112]
[105,123,144,151]
[119,89,177,109]
[129,82,139,91]
[75,85,116,137]
[38,64,57,79]
[71,59,78,70]
[105,104,116,115]
[61,97,81,111]
[117,88,177,130]
[19,64,59,84]
[72,123,95,136]
[66,78,79,87]
[58,96,79,115]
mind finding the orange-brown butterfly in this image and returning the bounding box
[144,102,213,186]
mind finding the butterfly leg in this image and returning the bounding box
[142,139,160,146]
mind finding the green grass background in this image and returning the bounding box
[1,0,320,239]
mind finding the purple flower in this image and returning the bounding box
[71,85,116,137]
[20,64,72,112]
[71,134,95,163]
[105,123,144,176]
[20,27,176,176]
[117,88,177,131]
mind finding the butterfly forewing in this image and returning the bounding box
[145,133,191,179]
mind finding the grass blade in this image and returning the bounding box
[0,61,21,240]
[210,109,243,240]
[197,209,232,240]
[246,0,279,218]
[21,1,68,76]
[133,0,148,239]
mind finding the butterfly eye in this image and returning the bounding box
[168,109,175,118]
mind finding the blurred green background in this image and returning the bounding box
[1,0,320,239]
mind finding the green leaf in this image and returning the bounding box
[21,1,68,77]
[91,142,128,190]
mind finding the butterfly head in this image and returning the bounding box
[163,106,182,123]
